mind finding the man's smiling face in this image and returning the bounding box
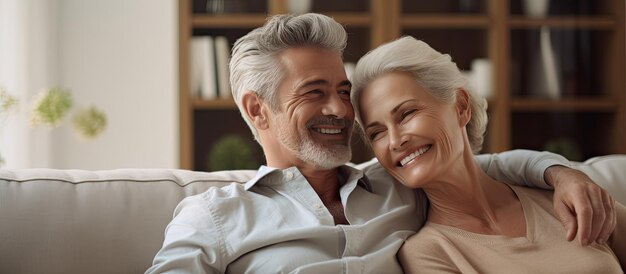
[269,47,354,170]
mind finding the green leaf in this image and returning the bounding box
[30,88,73,127]
[0,87,18,113]
[72,106,107,139]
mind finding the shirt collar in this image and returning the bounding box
[244,165,372,192]
[244,165,279,190]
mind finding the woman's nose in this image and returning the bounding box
[389,127,408,151]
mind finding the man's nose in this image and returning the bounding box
[321,93,348,118]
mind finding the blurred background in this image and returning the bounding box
[0,0,624,171]
[0,0,178,169]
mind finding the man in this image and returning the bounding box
[148,13,615,273]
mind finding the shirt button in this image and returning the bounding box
[284,171,294,180]
[313,203,322,209]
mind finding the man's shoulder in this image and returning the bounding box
[182,181,267,206]
[171,183,255,224]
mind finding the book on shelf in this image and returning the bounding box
[189,35,232,100]
[214,36,232,99]
[189,37,206,98]
[190,36,218,99]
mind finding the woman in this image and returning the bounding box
[350,36,625,273]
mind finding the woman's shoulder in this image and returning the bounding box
[510,185,554,210]
[402,223,451,253]
[399,223,459,272]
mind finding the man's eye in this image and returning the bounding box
[303,89,324,97]
[338,90,351,99]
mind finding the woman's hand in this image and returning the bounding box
[545,165,616,246]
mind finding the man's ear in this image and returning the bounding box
[241,92,270,130]
[455,88,471,127]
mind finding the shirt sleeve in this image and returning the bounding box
[474,149,570,189]
[146,195,223,274]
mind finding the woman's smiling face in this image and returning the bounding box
[359,71,469,188]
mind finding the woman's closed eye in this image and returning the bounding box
[400,109,417,122]
[368,128,386,141]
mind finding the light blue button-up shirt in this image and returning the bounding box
[148,150,566,273]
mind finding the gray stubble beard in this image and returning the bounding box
[274,116,352,170]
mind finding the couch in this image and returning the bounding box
[1,155,625,274]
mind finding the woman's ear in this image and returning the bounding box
[455,88,471,127]
[241,92,269,130]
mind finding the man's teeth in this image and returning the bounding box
[315,128,341,134]
[400,145,431,166]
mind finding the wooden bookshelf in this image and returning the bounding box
[179,0,626,170]
[510,99,619,112]
[192,15,268,27]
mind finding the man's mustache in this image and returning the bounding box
[306,116,351,128]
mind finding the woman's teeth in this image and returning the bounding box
[400,145,432,166]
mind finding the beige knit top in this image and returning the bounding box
[399,186,625,274]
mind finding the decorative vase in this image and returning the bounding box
[471,59,492,99]
[522,0,549,18]
[206,0,224,13]
[528,27,561,99]
[206,0,249,14]
[287,0,312,14]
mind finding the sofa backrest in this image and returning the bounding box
[0,155,624,274]
[0,168,256,274]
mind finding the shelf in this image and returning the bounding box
[402,14,489,28]
[192,12,373,28]
[192,14,268,28]
[192,98,237,110]
[324,12,372,26]
[510,98,618,112]
[508,16,615,29]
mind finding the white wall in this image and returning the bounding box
[53,0,178,169]
[0,0,59,168]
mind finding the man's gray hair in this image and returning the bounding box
[350,36,488,153]
[230,13,347,141]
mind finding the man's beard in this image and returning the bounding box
[275,115,352,170]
